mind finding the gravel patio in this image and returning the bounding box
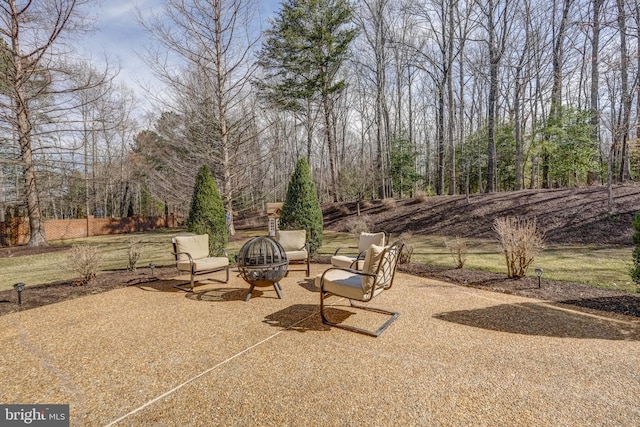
[1,264,639,426]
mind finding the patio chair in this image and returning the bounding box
[171,234,230,292]
[331,231,386,270]
[318,240,404,337]
[276,229,310,277]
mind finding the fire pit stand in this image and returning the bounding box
[237,237,289,302]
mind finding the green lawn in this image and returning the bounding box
[0,229,635,293]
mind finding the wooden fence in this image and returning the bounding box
[0,214,178,246]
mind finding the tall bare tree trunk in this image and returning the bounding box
[485,0,508,193]
[589,0,603,186]
[616,0,632,183]
[10,3,46,246]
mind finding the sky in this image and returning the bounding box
[81,0,281,113]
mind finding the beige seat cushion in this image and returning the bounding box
[285,249,308,261]
[320,269,366,300]
[176,256,229,272]
[174,234,209,260]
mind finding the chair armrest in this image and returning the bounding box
[355,250,367,260]
[334,245,357,256]
[173,251,195,266]
[173,251,194,261]
[319,266,376,282]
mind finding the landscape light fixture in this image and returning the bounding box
[149,262,156,277]
[13,282,25,305]
[535,268,543,289]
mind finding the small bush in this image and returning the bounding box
[338,205,350,216]
[493,216,544,278]
[127,242,143,271]
[445,236,467,269]
[413,191,429,202]
[399,245,413,264]
[67,244,102,284]
[381,197,396,209]
[344,215,373,234]
[397,233,413,263]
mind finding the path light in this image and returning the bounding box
[535,268,543,289]
[149,262,156,277]
[14,282,25,305]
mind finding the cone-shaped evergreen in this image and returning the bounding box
[280,157,323,255]
[186,165,227,254]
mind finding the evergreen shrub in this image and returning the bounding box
[280,157,323,255]
[186,165,227,255]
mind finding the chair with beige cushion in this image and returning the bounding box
[318,240,404,337]
[172,234,230,292]
[331,231,386,270]
[276,229,310,277]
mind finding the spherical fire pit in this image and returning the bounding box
[237,236,289,301]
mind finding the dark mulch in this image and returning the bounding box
[0,265,179,317]
[398,263,640,321]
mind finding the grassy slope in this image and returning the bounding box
[1,185,638,292]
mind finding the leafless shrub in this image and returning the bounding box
[398,245,413,264]
[381,197,396,209]
[338,205,350,216]
[493,216,544,278]
[345,215,373,234]
[67,244,102,285]
[394,233,413,263]
[445,236,467,269]
[413,191,429,202]
[128,242,143,271]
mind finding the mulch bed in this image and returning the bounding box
[398,263,640,320]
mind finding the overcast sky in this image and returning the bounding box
[81,0,280,112]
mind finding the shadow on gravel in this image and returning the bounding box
[434,302,640,341]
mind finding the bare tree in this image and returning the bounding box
[480,0,512,193]
[0,0,111,246]
[141,0,261,235]
[357,0,392,198]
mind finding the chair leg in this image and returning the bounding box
[173,272,196,292]
[320,292,399,337]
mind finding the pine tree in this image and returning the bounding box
[186,165,227,255]
[631,211,640,285]
[280,157,323,255]
[256,0,358,201]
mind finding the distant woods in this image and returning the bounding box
[1,0,640,246]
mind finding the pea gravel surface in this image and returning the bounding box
[1,265,639,426]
